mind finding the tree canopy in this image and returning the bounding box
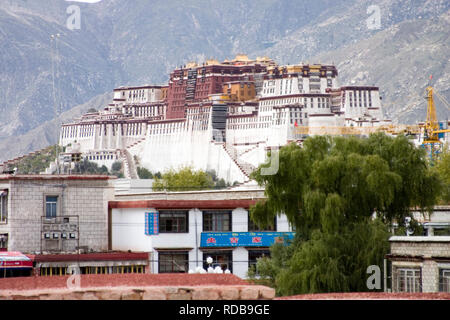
[152,166,214,191]
[249,133,442,295]
[434,144,450,204]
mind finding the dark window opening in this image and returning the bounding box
[45,196,58,218]
[0,190,7,223]
[203,210,231,232]
[159,251,189,273]
[203,251,232,273]
[159,211,188,233]
[248,249,270,275]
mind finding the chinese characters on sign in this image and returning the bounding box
[200,232,295,247]
[145,212,159,235]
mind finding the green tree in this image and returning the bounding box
[153,166,214,191]
[214,178,228,189]
[435,145,450,204]
[74,158,102,174]
[111,161,122,173]
[250,133,441,295]
[137,167,153,179]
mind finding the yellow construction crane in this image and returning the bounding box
[292,81,449,164]
[421,85,450,163]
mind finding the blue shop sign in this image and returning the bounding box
[201,232,295,247]
[145,211,159,235]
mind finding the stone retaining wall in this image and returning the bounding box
[0,285,275,300]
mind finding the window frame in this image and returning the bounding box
[158,250,189,273]
[248,249,270,273]
[158,210,189,233]
[202,250,233,273]
[44,194,60,219]
[0,190,8,223]
[0,233,8,251]
[439,268,450,292]
[202,210,232,232]
[396,267,422,293]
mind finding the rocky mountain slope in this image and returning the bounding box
[0,0,448,162]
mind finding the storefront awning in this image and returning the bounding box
[0,252,33,268]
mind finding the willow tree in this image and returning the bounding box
[250,133,441,295]
[434,145,450,204]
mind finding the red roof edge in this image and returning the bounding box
[28,252,149,263]
[108,199,260,210]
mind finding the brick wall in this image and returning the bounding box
[389,238,450,293]
[390,240,450,258]
[7,177,113,254]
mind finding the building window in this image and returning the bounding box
[159,211,188,233]
[248,249,270,274]
[203,210,231,232]
[396,268,421,293]
[0,190,7,223]
[45,196,58,219]
[0,234,7,251]
[248,213,276,231]
[203,251,232,273]
[439,269,450,292]
[158,251,189,273]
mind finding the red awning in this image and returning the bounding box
[0,252,33,268]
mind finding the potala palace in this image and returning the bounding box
[58,55,391,183]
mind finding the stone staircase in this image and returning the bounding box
[119,149,138,179]
[126,137,146,150]
[222,143,256,180]
[237,142,262,157]
[120,137,147,179]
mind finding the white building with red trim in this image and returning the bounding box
[109,188,294,279]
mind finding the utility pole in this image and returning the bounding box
[50,33,61,174]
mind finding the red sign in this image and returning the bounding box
[229,237,239,244]
[207,237,216,244]
[252,237,262,244]
[0,252,33,268]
